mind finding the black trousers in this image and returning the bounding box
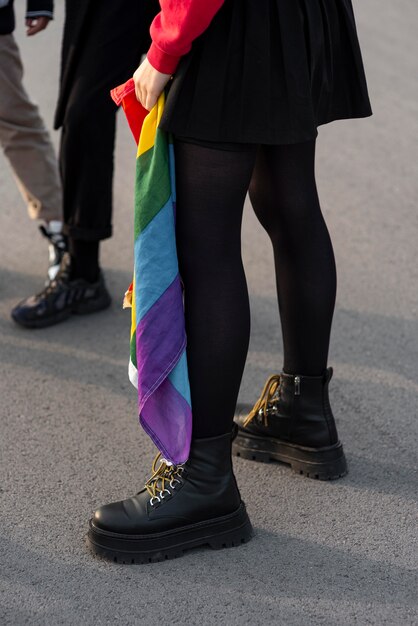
[60,1,156,241]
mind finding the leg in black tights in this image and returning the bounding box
[175,141,257,439]
[249,141,337,376]
[175,139,336,439]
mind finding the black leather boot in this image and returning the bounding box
[87,432,253,563]
[233,368,347,480]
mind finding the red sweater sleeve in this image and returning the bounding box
[147,0,225,74]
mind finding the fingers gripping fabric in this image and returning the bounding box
[111,79,192,464]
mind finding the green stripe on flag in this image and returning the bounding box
[130,331,137,368]
[134,130,171,239]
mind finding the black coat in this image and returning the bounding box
[0,0,53,35]
[54,0,159,129]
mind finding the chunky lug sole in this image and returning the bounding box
[233,431,347,480]
[11,293,111,329]
[86,502,253,564]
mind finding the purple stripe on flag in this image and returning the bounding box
[140,376,192,464]
[136,275,186,409]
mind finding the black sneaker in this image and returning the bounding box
[11,253,111,329]
[39,221,67,281]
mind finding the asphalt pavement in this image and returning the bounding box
[0,1,417,624]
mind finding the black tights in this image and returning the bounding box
[175,140,336,439]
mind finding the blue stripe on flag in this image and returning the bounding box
[134,197,179,325]
[168,352,192,406]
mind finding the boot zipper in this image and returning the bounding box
[294,376,301,396]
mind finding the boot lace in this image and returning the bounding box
[244,374,282,427]
[145,453,185,506]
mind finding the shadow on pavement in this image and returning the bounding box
[0,529,416,624]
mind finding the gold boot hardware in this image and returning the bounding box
[243,374,282,428]
[145,454,185,506]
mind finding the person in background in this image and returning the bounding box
[12,0,159,329]
[0,0,65,290]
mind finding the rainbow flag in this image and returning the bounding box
[111,79,192,464]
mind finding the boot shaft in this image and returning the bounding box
[277,368,339,446]
[175,431,242,514]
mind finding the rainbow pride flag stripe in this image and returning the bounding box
[111,80,192,464]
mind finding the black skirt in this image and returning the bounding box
[160,0,372,145]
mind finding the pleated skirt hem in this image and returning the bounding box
[161,108,373,146]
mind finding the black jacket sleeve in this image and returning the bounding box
[26,0,53,20]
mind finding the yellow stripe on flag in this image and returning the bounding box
[130,273,137,341]
[137,92,165,159]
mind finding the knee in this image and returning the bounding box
[177,241,214,286]
[177,237,240,292]
[249,178,281,240]
[249,178,321,242]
